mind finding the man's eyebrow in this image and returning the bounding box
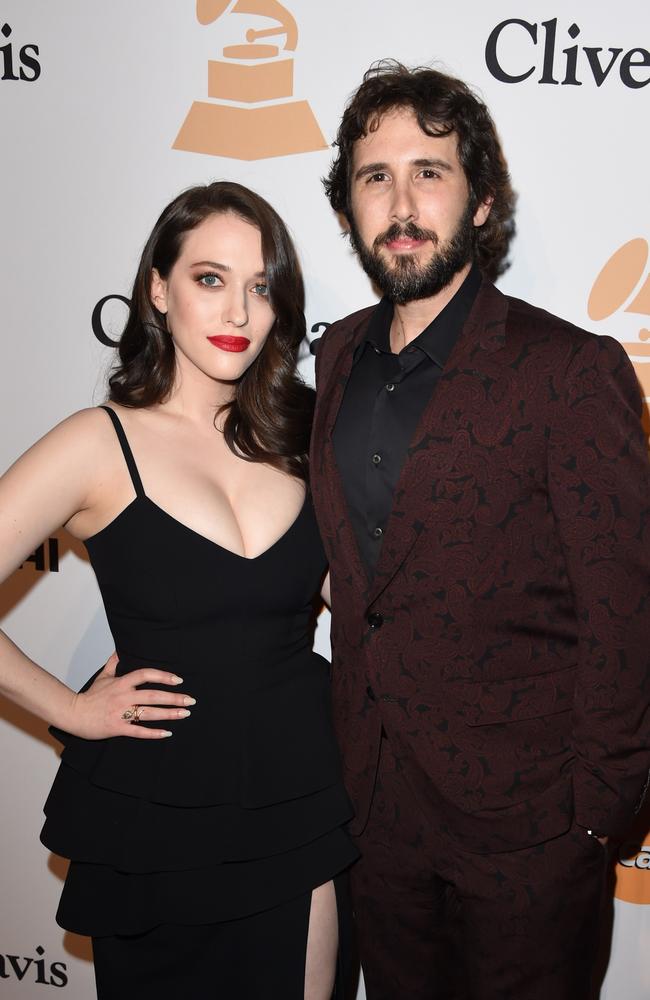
[412,158,453,172]
[354,158,454,181]
[354,162,389,181]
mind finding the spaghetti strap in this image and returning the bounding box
[99,405,145,498]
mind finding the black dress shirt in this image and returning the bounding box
[332,264,481,576]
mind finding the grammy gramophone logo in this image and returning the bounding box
[588,238,650,402]
[174,0,327,160]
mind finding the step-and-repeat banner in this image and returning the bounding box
[1,2,648,996]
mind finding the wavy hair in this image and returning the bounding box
[109,181,313,480]
[323,60,516,281]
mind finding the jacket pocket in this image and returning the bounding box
[459,666,576,726]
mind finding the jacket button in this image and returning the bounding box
[367,611,384,629]
[366,685,376,701]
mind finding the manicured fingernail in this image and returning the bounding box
[184,696,196,706]
[171,675,183,684]
[178,709,191,718]
[160,730,173,737]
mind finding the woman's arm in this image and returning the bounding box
[0,409,192,739]
[320,571,331,608]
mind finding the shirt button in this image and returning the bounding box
[373,527,383,539]
[371,453,382,465]
[385,383,396,392]
[367,611,384,629]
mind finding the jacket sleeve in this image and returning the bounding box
[548,333,650,836]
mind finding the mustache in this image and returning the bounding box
[373,221,439,252]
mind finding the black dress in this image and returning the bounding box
[40,407,357,994]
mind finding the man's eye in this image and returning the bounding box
[198,273,220,287]
[420,169,440,179]
[368,172,389,183]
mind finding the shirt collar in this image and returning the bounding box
[361,263,482,368]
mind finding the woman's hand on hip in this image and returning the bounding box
[69,653,195,739]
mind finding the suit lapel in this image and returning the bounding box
[367,281,510,606]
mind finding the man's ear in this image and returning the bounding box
[150,268,168,314]
[473,195,494,228]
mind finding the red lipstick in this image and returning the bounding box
[207,336,250,353]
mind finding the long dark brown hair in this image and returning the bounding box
[109,181,313,480]
[324,60,516,281]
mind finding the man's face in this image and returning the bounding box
[348,107,491,304]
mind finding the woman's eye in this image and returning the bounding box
[198,273,220,287]
[253,282,269,298]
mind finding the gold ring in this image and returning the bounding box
[121,704,142,722]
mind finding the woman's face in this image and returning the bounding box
[151,211,275,391]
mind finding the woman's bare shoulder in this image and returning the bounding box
[41,404,117,442]
[3,406,119,478]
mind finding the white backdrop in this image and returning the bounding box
[1,2,649,996]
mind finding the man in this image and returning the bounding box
[310,61,650,999]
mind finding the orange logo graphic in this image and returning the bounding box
[174,0,327,160]
[588,238,650,402]
[615,842,650,905]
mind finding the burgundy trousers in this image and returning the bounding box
[350,738,609,1000]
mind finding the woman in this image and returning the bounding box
[0,182,357,998]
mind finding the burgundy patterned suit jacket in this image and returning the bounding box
[310,279,650,853]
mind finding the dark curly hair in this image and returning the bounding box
[323,60,516,281]
[109,181,313,481]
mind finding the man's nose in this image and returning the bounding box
[390,179,418,223]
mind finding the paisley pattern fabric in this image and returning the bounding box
[311,280,650,853]
[350,736,607,1000]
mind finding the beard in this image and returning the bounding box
[348,204,476,305]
